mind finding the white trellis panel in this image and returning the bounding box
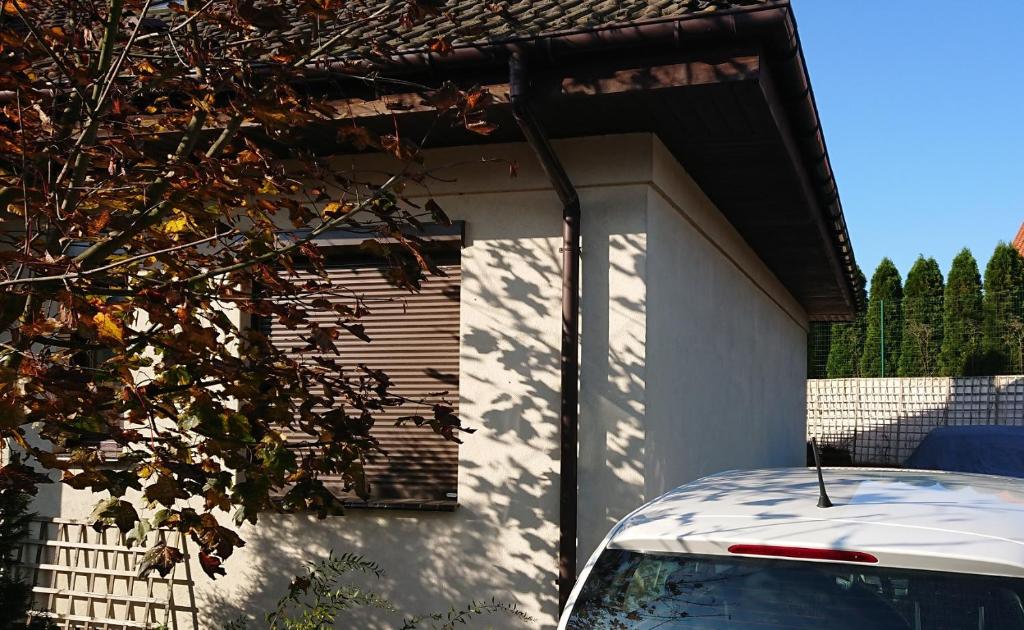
[16,518,198,630]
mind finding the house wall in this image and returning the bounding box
[574,138,809,564]
[38,133,809,629]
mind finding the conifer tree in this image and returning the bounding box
[860,259,903,377]
[939,249,984,376]
[982,243,1024,374]
[898,257,944,376]
[807,322,833,379]
[826,267,868,378]
[0,457,51,630]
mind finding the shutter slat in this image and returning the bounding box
[265,263,460,504]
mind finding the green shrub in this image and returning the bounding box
[223,551,530,630]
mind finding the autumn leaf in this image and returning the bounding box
[145,474,188,507]
[0,392,26,430]
[88,209,111,235]
[92,312,124,344]
[134,59,157,75]
[198,551,226,578]
[466,119,498,135]
[322,201,354,219]
[125,518,153,549]
[1,0,28,16]
[137,543,184,578]
[429,35,454,56]
[380,134,422,162]
[160,211,190,235]
[425,199,452,226]
[88,497,139,534]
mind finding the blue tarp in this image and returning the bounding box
[905,425,1024,479]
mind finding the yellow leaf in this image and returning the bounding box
[135,59,157,75]
[323,201,354,218]
[258,179,279,195]
[93,312,124,344]
[160,212,190,235]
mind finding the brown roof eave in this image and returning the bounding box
[328,1,859,316]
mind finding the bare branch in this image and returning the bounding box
[0,231,230,289]
[162,174,402,288]
[11,2,96,117]
[135,0,218,43]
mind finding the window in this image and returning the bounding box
[567,549,1024,630]
[262,247,461,509]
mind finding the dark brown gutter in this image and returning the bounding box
[508,52,581,613]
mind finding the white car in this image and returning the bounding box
[559,468,1024,629]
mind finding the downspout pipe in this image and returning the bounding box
[508,52,581,613]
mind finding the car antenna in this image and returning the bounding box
[811,438,833,508]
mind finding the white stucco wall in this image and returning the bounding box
[36,133,809,629]
[574,138,809,565]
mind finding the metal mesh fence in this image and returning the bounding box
[807,376,1024,466]
[807,292,1024,379]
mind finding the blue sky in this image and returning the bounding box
[792,1,1024,281]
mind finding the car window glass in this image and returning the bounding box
[567,550,1024,630]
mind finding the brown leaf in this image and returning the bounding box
[88,209,111,235]
[198,550,226,578]
[237,0,289,30]
[464,87,493,111]
[423,81,460,111]
[428,35,453,56]
[137,543,183,578]
[144,474,187,507]
[88,497,139,534]
[337,125,380,150]
[465,119,498,136]
[134,59,157,75]
[380,134,421,162]
[425,199,452,226]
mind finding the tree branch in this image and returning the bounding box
[11,2,95,117]
[70,109,209,266]
[163,174,401,288]
[95,0,155,114]
[0,231,229,289]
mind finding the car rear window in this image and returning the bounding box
[566,549,1024,629]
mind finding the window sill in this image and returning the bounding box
[342,499,459,512]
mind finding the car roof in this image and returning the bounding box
[608,468,1024,578]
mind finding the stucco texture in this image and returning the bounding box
[38,134,808,629]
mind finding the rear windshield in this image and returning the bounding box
[566,549,1024,629]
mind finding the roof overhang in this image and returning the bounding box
[285,1,860,319]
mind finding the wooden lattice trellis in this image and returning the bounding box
[16,518,199,630]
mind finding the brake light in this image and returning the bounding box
[728,544,878,564]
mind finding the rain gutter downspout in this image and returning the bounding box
[508,52,581,613]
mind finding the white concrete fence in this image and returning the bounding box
[807,376,1024,466]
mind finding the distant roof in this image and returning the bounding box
[1014,222,1024,257]
[609,468,1024,577]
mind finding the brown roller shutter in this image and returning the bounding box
[263,260,461,508]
